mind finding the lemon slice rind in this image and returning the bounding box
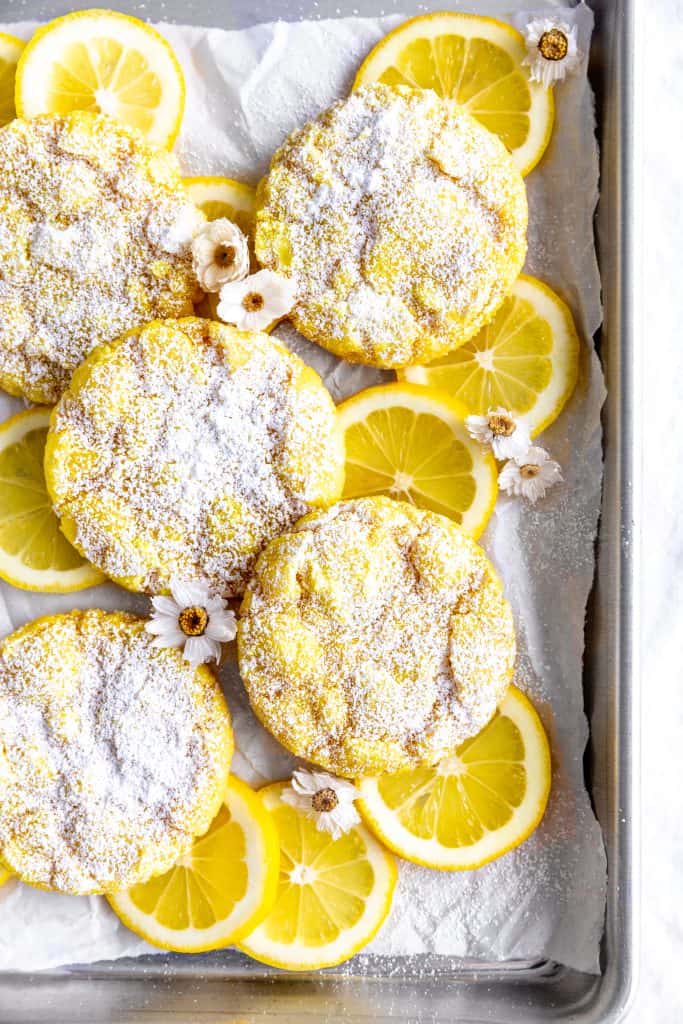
[236,782,397,971]
[337,383,497,539]
[0,408,104,593]
[107,776,280,953]
[357,686,551,871]
[401,275,580,438]
[184,176,256,227]
[15,10,185,148]
[353,11,554,176]
[0,31,24,128]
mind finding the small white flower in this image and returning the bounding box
[145,579,236,668]
[217,269,296,333]
[466,407,531,460]
[281,768,360,840]
[522,18,582,88]
[498,446,563,505]
[191,218,250,293]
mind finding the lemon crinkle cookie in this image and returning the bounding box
[255,84,528,369]
[238,496,516,778]
[0,111,204,404]
[0,610,233,895]
[45,317,345,597]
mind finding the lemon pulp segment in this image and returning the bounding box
[108,776,279,952]
[357,685,551,870]
[184,176,256,234]
[353,12,554,175]
[337,383,497,538]
[0,408,103,592]
[401,275,580,437]
[0,32,24,127]
[236,782,397,970]
[15,10,185,147]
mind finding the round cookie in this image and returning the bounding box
[45,317,345,597]
[254,83,527,369]
[238,496,516,778]
[0,610,233,895]
[0,111,204,404]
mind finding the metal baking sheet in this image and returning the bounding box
[0,0,639,1020]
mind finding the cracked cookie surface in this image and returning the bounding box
[45,317,345,597]
[0,610,233,895]
[255,84,527,369]
[238,496,516,777]
[0,111,203,403]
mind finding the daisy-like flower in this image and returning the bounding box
[217,269,296,333]
[498,446,563,505]
[522,18,582,88]
[281,768,361,840]
[466,407,531,460]
[145,579,236,668]
[191,218,250,293]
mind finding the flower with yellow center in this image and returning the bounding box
[281,768,361,840]
[145,579,237,668]
[498,446,563,504]
[217,269,296,332]
[466,407,531,460]
[191,218,250,293]
[522,18,582,88]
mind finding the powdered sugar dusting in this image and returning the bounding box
[239,497,515,777]
[49,318,344,597]
[255,84,527,368]
[0,610,231,895]
[0,111,203,404]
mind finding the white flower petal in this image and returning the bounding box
[498,460,523,496]
[151,595,181,616]
[522,18,582,88]
[290,769,322,796]
[215,296,246,328]
[498,446,562,503]
[466,414,493,446]
[205,609,237,642]
[217,270,295,333]
[170,579,210,608]
[183,634,221,668]
[150,631,185,649]
[281,787,312,812]
[284,769,360,838]
[490,424,531,461]
[145,616,179,637]
[192,219,249,293]
[244,309,274,332]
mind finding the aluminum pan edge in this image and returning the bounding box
[0,0,640,1020]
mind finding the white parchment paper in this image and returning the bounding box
[0,3,606,974]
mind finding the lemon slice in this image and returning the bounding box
[357,685,551,871]
[236,781,397,971]
[337,383,497,539]
[186,177,257,322]
[353,12,553,175]
[0,32,24,127]
[401,276,580,437]
[184,176,256,234]
[0,408,104,593]
[15,10,185,147]
[107,776,280,953]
